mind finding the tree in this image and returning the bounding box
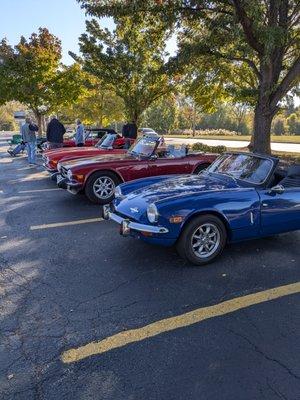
[287,112,300,134]
[141,95,178,133]
[78,1,300,154]
[0,28,85,134]
[60,76,125,126]
[272,116,286,135]
[71,15,174,124]
[0,101,24,131]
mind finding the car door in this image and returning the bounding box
[149,156,190,176]
[258,186,300,235]
[116,159,151,181]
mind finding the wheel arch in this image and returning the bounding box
[85,168,124,186]
[181,210,232,241]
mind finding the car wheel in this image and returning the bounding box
[85,171,121,204]
[193,163,210,174]
[176,214,227,266]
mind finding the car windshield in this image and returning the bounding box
[129,136,158,157]
[207,153,273,185]
[96,133,117,148]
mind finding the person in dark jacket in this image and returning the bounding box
[122,120,137,148]
[46,115,66,149]
[122,123,130,138]
[127,121,138,139]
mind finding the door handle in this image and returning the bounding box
[262,203,268,207]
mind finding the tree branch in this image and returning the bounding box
[270,56,300,108]
[232,0,264,54]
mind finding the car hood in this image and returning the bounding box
[61,153,133,168]
[118,173,241,215]
[47,147,98,157]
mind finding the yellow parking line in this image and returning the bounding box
[30,217,103,230]
[61,281,300,364]
[19,188,60,193]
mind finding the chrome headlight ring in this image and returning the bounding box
[147,203,158,223]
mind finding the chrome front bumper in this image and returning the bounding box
[43,162,57,173]
[103,206,169,236]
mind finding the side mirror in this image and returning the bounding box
[269,184,285,195]
[150,154,158,160]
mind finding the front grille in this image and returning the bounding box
[61,166,68,178]
[114,209,137,223]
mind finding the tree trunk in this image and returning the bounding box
[33,111,43,137]
[252,105,273,154]
[250,64,277,155]
[98,92,104,127]
[192,103,196,137]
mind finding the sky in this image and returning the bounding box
[0,0,97,64]
[0,0,177,64]
[0,0,297,106]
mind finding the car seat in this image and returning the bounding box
[279,165,300,188]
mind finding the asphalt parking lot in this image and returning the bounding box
[0,143,300,400]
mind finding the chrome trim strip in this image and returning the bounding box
[109,212,169,234]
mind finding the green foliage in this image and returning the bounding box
[272,116,286,136]
[0,28,86,131]
[78,1,300,154]
[60,76,124,126]
[72,15,174,123]
[191,142,227,154]
[287,113,300,135]
[141,96,178,133]
[0,101,23,130]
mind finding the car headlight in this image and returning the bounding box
[147,203,158,223]
[67,169,73,180]
[114,186,123,199]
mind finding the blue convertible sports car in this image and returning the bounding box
[103,152,300,265]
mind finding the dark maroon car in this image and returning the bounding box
[56,136,217,204]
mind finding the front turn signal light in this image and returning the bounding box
[169,216,183,224]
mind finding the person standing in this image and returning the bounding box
[122,121,137,149]
[46,115,66,149]
[21,117,38,165]
[75,119,85,147]
[127,120,138,139]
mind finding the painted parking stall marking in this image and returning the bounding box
[61,281,300,364]
[30,217,103,230]
[19,188,61,193]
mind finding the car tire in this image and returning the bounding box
[85,171,121,204]
[193,163,210,174]
[176,214,227,266]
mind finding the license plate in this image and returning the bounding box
[120,219,131,236]
[56,174,64,184]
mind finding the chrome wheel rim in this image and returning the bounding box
[93,177,115,199]
[191,223,220,259]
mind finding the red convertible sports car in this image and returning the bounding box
[56,136,217,204]
[43,132,135,173]
[62,127,112,147]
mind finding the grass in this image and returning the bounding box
[167,134,300,144]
